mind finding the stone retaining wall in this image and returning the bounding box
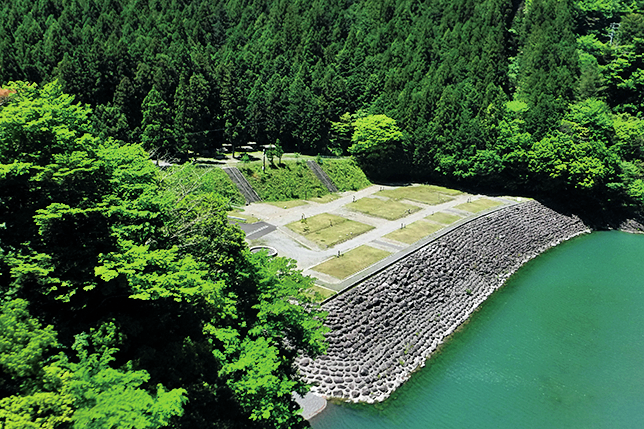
[297,201,590,403]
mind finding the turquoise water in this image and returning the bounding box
[311,231,644,428]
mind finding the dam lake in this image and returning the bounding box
[310,231,644,428]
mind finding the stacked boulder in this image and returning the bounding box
[298,201,590,403]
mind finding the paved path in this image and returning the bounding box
[240,185,519,291]
[293,392,327,420]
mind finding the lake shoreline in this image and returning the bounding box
[297,201,622,405]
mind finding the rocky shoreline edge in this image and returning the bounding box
[297,201,605,404]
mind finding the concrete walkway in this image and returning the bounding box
[240,185,520,292]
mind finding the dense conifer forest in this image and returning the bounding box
[2,0,643,203]
[1,0,644,428]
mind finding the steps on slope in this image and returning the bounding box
[306,160,338,193]
[223,167,262,204]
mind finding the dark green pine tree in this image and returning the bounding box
[141,86,175,160]
[173,73,212,157]
[518,0,579,140]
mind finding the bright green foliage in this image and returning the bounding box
[0,299,57,382]
[161,163,245,206]
[529,131,618,191]
[0,300,186,429]
[329,113,355,156]
[349,115,406,180]
[613,113,644,160]
[0,82,327,428]
[63,337,187,429]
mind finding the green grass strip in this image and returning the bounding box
[347,197,421,220]
[425,212,462,225]
[384,220,442,244]
[376,185,458,205]
[312,245,391,279]
[286,213,374,248]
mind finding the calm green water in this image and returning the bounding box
[311,231,644,429]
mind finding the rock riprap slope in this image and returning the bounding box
[298,201,590,403]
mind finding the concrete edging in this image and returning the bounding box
[319,200,522,303]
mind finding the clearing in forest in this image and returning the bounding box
[375,184,461,205]
[347,197,421,220]
[454,198,502,213]
[384,220,442,244]
[311,245,391,279]
[286,213,373,248]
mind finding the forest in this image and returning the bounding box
[1,0,644,204]
[1,0,644,428]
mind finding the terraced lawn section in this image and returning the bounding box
[425,185,463,196]
[347,197,421,220]
[454,198,503,213]
[286,213,373,248]
[267,200,308,209]
[312,245,391,279]
[384,220,442,244]
[426,212,462,225]
[375,185,460,205]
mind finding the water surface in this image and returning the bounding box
[311,231,644,428]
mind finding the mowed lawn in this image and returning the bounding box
[347,197,421,220]
[376,185,461,205]
[312,245,391,279]
[454,198,502,213]
[286,213,373,248]
[384,220,442,244]
[426,211,462,225]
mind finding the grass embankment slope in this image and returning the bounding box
[164,164,245,205]
[319,159,372,191]
[240,161,329,201]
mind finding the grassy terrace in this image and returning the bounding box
[426,212,462,225]
[286,213,373,248]
[454,198,502,213]
[312,245,391,279]
[376,184,462,205]
[384,220,442,244]
[347,197,421,220]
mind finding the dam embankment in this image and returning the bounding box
[298,201,592,403]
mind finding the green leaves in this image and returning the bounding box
[349,114,407,179]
